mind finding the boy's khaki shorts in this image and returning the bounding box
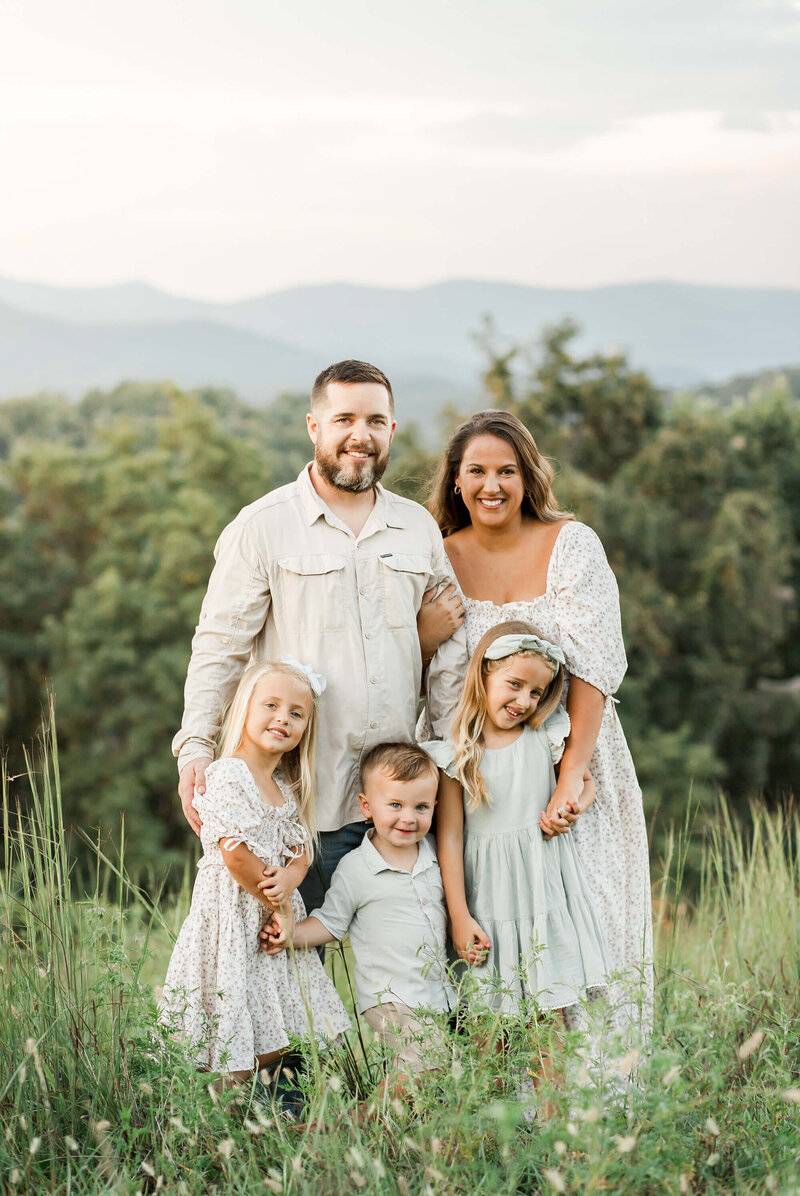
[362,1002,445,1074]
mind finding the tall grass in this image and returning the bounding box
[2,727,799,1194]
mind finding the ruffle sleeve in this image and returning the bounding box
[550,522,628,696]
[418,738,460,780]
[541,705,571,764]
[193,758,265,857]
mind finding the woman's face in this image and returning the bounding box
[455,434,526,530]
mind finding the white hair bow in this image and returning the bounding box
[280,654,327,697]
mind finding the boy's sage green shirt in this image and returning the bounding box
[173,465,468,833]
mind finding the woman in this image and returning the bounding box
[419,410,652,1043]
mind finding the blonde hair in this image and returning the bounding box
[451,620,565,810]
[217,660,320,863]
[428,410,573,538]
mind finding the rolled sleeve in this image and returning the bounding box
[172,514,271,766]
[310,858,358,942]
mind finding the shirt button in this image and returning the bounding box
[359,587,366,596]
[369,676,377,684]
[370,721,378,729]
[422,898,428,905]
[364,631,371,639]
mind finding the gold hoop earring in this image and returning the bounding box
[454,483,461,495]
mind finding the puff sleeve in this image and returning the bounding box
[541,705,571,764]
[550,523,628,696]
[193,759,265,858]
[418,738,460,780]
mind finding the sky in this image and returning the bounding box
[1,0,799,300]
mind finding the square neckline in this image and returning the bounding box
[227,756,289,812]
[457,521,570,608]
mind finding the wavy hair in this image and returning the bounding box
[428,410,572,537]
[217,659,319,863]
[451,620,565,810]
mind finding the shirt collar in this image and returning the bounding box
[295,464,409,531]
[359,830,437,875]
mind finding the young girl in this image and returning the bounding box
[422,620,610,1017]
[160,657,351,1082]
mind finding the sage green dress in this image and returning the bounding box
[422,711,610,1013]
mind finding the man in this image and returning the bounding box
[173,359,467,910]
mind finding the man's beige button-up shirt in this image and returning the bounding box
[172,465,468,832]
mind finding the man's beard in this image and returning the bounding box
[314,443,390,493]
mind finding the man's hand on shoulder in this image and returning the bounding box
[178,758,211,836]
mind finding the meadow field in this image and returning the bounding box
[1,723,799,1196]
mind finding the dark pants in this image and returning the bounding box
[298,820,367,916]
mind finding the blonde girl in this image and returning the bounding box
[422,620,609,1015]
[160,657,350,1083]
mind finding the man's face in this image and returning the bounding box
[307,382,396,493]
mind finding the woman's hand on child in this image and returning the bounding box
[539,798,578,839]
[258,865,294,907]
[452,914,491,967]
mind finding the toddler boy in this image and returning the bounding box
[262,741,453,1073]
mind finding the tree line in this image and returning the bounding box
[1,322,798,879]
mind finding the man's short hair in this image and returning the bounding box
[311,360,394,413]
[361,742,439,788]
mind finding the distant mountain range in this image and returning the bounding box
[1,276,798,417]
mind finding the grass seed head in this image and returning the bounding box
[737,1030,764,1060]
[705,1116,720,1136]
[542,1168,566,1192]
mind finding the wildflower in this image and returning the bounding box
[542,1168,566,1193]
[139,1082,153,1095]
[64,1136,79,1152]
[554,1140,567,1156]
[566,1121,578,1137]
[29,1137,42,1155]
[218,1139,235,1160]
[616,1135,637,1154]
[736,1030,764,1061]
[705,1116,720,1137]
[663,1064,680,1085]
[327,1074,342,1093]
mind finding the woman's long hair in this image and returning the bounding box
[429,410,572,537]
[451,620,565,810]
[217,659,319,863]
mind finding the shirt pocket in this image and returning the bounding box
[275,554,347,631]
[379,552,430,629]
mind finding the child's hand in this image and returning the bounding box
[539,797,577,839]
[451,914,491,967]
[258,864,294,907]
[258,907,294,955]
